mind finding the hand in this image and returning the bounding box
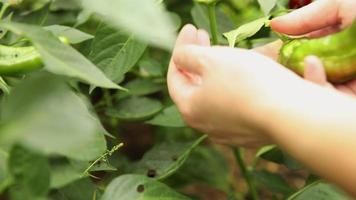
[304,56,356,96]
[271,0,356,37]
[168,24,311,148]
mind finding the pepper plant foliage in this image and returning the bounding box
[0,0,351,200]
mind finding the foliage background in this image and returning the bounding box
[0,0,351,199]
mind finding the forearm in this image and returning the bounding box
[265,81,356,197]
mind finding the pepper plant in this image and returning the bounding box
[0,0,352,200]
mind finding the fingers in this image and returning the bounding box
[167,25,209,105]
[306,25,342,38]
[271,0,340,35]
[173,45,206,75]
[197,29,211,47]
[304,56,328,85]
[253,40,283,61]
[345,80,356,94]
[335,85,355,95]
[174,24,198,49]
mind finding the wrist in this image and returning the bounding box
[262,79,356,146]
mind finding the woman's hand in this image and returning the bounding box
[271,0,356,38]
[304,56,356,96]
[167,24,312,148]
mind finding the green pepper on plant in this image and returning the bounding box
[279,22,356,83]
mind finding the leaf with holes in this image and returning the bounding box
[101,174,191,200]
[133,135,207,180]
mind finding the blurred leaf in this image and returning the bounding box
[44,25,94,44]
[75,9,92,27]
[146,105,186,128]
[89,22,147,83]
[139,58,164,78]
[8,145,50,198]
[223,16,269,47]
[287,181,351,200]
[50,0,81,11]
[0,73,107,161]
[50,158,116,189]
[101,174,191,200]
[106,97,163,121]
[0,12,13,40]
[117,78,163,99]
[256,145,303,170]
[51,178,99,200]
[50,159,85,189]
[0,21,122,89]
[253,170,295,196]
[81,0,177,50]
[13,3,49,25]
[133,135,207,180]
[0,149,10,193]
[14,0,50,12]
[257,0,278,16]
[166,146,230,192]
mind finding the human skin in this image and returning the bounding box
[167,0,356,196]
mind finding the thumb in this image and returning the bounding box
[271,0,340,35]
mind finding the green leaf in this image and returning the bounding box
[89,22,147,82]
[253,170,295,196]
[0,149,10,193]
[8,145,50,197]
[75,9,92,27]
[44,25,94,44]
[117,78,163,99]
[50,159,85,189]
[257,0,278,16]
[223,17,269,47]
[101,174,191,200]
[0,21,122,89]
[146,105,186,128]
[0,73,107,161]
[13,0,50,12]
[133,135,207,180]
[50,0,81,11]
[166,146,230,192]
[106,97,163,121]
[256,145,303,170]
[139,58,164,78]
[51,178,99,200]
[287,181,351,200]
[81,0,177,50]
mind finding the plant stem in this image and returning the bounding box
[82,143,124,177]
[233,147,259,200]
[208,3,219,45]
[103,89,119,127]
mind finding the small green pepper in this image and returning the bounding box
[0,44,42,75]
[279,22,356,83]
[0,36,70,76]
